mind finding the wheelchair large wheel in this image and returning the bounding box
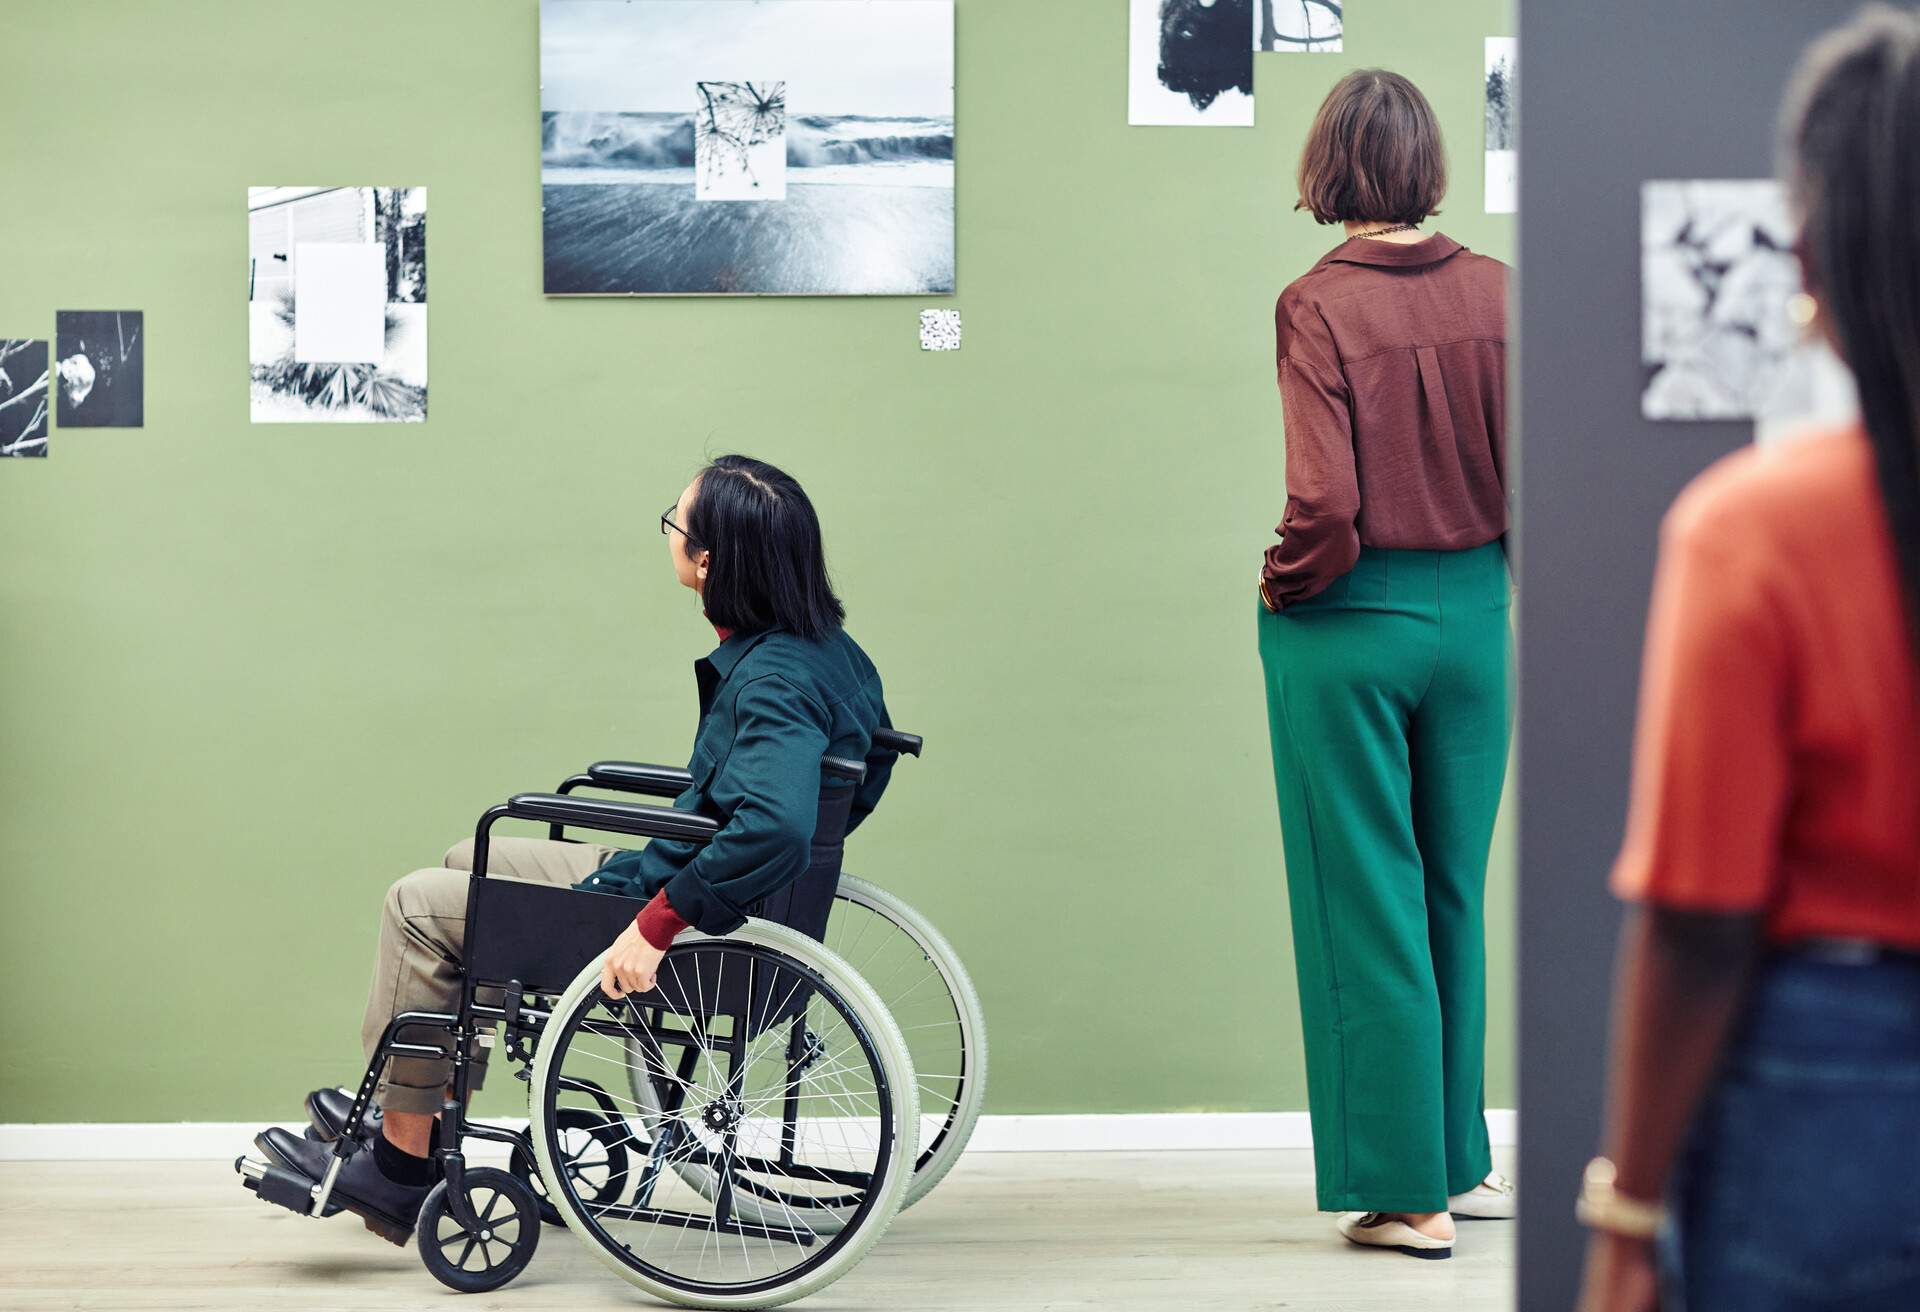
[531,920,916,1310]
[819,876,986,1208]
[626,876,985,1218]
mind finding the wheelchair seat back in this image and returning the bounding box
[465,758,864,1028]
[743,766,858,942]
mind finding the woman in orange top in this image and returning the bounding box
[1577,10,1920,1312]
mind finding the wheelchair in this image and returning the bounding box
[237,727,986,1308]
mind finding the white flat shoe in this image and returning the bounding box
[1448,1172,1515,1219]
[1336,1211,1454,1260]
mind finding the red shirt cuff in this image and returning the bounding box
[634,889,691,950]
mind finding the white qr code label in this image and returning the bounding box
[919,308,962,351]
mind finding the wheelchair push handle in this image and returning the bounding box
[871,727,923,757]
[822,754,866,782]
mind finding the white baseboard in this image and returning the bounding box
[0,1111,1515,1162]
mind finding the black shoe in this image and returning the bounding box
[253,1127,429,1246]
[304,1087,382,1144]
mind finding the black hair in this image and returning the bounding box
[684,454,846,641]
[1780,6,1920,665]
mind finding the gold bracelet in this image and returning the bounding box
[1575,1157,1666,1239]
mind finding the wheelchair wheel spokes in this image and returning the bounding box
[823,876,988,1209]
[533,930,916,1305]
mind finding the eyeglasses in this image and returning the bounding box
[661,505,699,546]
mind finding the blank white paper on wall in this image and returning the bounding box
[293,243,386,364]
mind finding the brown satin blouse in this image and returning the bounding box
[1261,233,1510,608]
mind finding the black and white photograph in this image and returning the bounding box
[247,186,428,424]
[54,311,144,428]
[0,339,50,458]
[1130,0,1255,127]
[1485,36,1517,214]
[540,0,955,296]
[1642,179,1818,422]
[695,80,789,201]
[1255,0,1343,53]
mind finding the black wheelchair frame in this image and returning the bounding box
[248,727,924,1262]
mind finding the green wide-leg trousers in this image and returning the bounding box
[1257,543,1511,1214]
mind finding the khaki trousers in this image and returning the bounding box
[361,836,617,1113]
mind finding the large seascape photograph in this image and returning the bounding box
[540,0,955,296]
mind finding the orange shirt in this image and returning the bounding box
[1611,425,1920,948]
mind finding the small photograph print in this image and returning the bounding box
[1642,180,1820,422]
[541,0,954,296]
[247,186,428,424]
[1484,37,1517,214]
[55,311,144,428]
[0,339,50,457]
[695,81,789,202]
[919,308,961,351]
[1130,0,1255,127]
[1255,0,1342,53]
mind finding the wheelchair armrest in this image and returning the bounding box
[497,793,720,846]
[872,728,923,758]
[569,761,696,799]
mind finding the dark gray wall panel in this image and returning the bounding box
[1514,2,1887,1307]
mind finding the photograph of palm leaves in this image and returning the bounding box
[1255,0,1342,53]
[1641,180,1815,421]
[0,339,50,457]
[247,187,427,423]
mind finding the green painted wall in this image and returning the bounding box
[0,0,1514,1122]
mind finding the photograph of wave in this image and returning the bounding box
[540,0,955,297]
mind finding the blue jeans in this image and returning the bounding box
[1662,948,1920,1310]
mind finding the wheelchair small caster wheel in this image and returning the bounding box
[416,1166,539,1293]
[510,1107,632,1227]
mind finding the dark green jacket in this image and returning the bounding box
[577,626,891,934]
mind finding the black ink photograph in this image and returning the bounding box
[1255,0,1342,53]
[541,0,955,296]
[1642,180,1814,421]
[0,339,50,458]
[247,186,428,424]
[54,311,143,428]
[1130,0,1254,127]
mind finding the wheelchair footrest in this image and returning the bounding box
[236,1155,326,1215]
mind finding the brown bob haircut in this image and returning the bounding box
[1295,70,1448,226]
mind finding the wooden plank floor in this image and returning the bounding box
[0,1149,1513,1311]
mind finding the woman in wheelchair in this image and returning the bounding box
[251,454,894,1247]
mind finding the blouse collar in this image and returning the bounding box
[1323,232,1465,269]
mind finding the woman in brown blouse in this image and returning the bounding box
[1255,70,1513,1260]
